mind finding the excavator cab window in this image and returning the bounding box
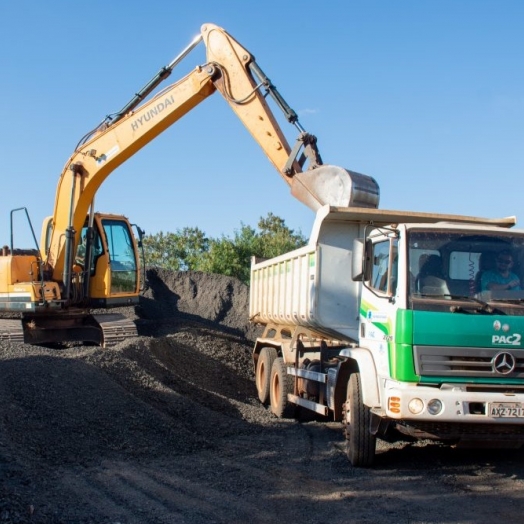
[76,226,103,273]
[101,218,138,294]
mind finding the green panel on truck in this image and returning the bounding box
[392,310,418,382]
[412,311,524,349]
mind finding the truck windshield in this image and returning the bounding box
[408,229,524,309]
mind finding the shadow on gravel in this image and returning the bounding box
[111,336,258,424]
[375,440,524,476]
[0,354,205,466]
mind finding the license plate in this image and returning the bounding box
[490,402,524,418]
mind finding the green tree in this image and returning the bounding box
[199,224,258,283]
[200,213,307,283]
[142,213,307,283]
[255,212,307,259]
[143,227,209,270]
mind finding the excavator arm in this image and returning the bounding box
[45,23,379,283]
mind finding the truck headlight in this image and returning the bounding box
[408,398,424,415]
[427,399,443,415]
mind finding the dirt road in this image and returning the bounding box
[1,270,523,523]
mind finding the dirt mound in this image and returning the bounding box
[0,270,273,522]
[138,268,262,340]
[1,270,523,524]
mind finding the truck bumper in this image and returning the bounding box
[376,382,524,444]
[383,381,524,424]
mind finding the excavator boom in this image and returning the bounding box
[46,23,379,280]
[1,22,379,347]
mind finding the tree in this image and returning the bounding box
[199,225,257,283]
[142,213,307,283]
[143,227,209,270]
[200,213,307,283]
[255,212,307,259]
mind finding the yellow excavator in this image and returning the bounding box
[0,23,379,347]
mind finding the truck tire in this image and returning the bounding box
[256,347,277,404]
[269,357,294,418]
[344,372,376,467]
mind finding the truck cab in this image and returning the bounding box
[250,205,524,466]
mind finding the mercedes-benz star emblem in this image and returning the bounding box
[493,352,516,375]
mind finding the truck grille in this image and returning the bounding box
[413,345,524,378]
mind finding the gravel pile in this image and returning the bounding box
[0,269,273,523]
[138,268,262,340]
[2,269,523,524]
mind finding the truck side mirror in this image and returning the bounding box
[352,238,372,281]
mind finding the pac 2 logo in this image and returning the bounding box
[492,333,522,346]
[492,320,522,346]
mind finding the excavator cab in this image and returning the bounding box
[41,213,141,307]
[76,215,140,302]
[0,213,140,346]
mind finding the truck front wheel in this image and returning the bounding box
[269,357,294,418]
[256,347,277,404]
[344,372,376,467]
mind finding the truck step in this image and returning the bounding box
[287,366,327,383]
[288,393,329,416]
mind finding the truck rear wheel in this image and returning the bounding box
[344,372,376,467]
[269,357,294,418]
[256,347,277,404]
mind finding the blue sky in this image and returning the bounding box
[1,1,523,248]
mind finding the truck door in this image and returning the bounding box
[360,234,398,377]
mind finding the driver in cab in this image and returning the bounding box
[481,250,521,291]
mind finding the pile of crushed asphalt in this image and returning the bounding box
[3,269,524,524]
[0,268,273,522]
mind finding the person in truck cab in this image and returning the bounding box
[481,250,521,291]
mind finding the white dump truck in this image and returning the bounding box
[250,180,524,466]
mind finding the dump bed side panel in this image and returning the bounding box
[250,219,362,342]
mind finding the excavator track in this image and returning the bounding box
[93,314,138,347]
[0,314,137,348]
[0,319,24,344]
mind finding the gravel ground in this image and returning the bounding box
[1,269,523,523]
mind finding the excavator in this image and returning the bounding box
[0,23,379,347]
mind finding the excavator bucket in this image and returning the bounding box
[290,165,380,211]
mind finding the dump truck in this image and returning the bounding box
[250,193,524,466]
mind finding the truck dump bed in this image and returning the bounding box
[249,205,516,342]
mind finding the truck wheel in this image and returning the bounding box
[269,357,294,418]
[344,372,376,467]
[256,347,277,404]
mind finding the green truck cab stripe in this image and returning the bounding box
[359,304,419,382]
[393,310,418,382]
[358,307,524,383]
[420,376,524,385]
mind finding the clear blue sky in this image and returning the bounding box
[1,1,523,248]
